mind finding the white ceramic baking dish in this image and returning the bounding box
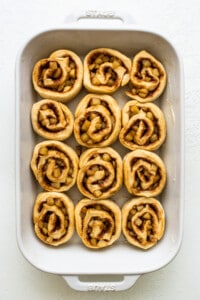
[15,11,184,291]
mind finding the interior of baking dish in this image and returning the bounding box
[16,27,184,275]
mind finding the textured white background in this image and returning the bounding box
[1,0,199,298]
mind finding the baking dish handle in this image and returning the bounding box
[63,274,140,291]
[65,9,136,26]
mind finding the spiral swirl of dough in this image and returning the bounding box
[32,49,83,103]
[74,94,121,147]
[83,48,131,94]
[119,100,166,150]
[31,99,74,140]
[123,149,166,197]
[77,147,123,199]
[31,140,78,192]
[126,50,167,102]
[122,197,165,249]
[75,199,121,249]
[33,192,74,246]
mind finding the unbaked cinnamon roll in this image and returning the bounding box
[77,147,123,199]
[75,198,121,249]
[122,197,165,249]
[31,140,78,192]
[32,49,83,102]
[119,100,166,150]
[123,150,166,197]
[126,50,167,102]
[31,99,74,140]
[84,48,131,94]
[33,192,74,246]
[74,94,121,147]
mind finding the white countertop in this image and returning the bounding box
[1,0,199,298]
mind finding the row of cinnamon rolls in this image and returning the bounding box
[32,48,167,103]
[31,143,166,198]
[31,94,166,151]
[33,192,165,250]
